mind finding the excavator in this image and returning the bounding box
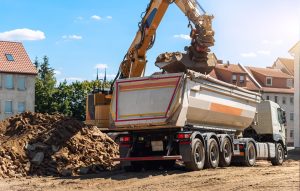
[86,0,215,129]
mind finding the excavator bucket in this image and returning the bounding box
[155,52,216,74]
[156,14,215,74]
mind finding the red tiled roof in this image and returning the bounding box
[208,68,218,79]
[248,66,293,79]
[0,41,37,75]
[244,80,261,92]
[211,63,261,91]
[278,57,294,76]
[215,63,247,74]
[261,87,294,94]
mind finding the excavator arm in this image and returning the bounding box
[119,0,214,78]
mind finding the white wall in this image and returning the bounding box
[294,48,300,147]
[0,73,35,120]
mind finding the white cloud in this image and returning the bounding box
[0,28,45,41]
[257,50,271,55]
[62,35,82,40]
[241,52,257,58]
[91,15,101,20]
[54,70,61,75]
[106,16,113,19]
[173,34,191,40]
[261,40,283,46]
[95,64,108,70]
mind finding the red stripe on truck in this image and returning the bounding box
[115,75,182,122]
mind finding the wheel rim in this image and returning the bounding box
[278,145,284,162]
[194,142,204,164]
[248,144,256,164]
[210,143,218,163]
[223,141,232,160]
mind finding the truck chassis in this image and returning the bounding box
[115,126,286,171]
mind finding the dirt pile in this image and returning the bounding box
[0,112,119,178]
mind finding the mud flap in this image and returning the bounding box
[179,144,192,162]
[120,146,131,167]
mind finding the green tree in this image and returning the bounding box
[35,56,57,113]
[52,80,72,115]
[34,55,113,121]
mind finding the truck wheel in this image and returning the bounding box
[185,138,205,171]
[219,137,232,167]
[243,141,256,167]
[271,143,284,166]
[205,138,220,168]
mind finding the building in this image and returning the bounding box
[210,61,295,146]
[289,41,300,148]
[0,41,37,120]
[247,67,294,146]
[273,57,294,76]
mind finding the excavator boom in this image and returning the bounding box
[119,0,214,78]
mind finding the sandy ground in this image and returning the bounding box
[0,158,299,191]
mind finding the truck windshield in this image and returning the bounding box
[277,108,286,125]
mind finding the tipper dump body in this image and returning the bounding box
[112,72,287,171]
[110,71,261,132]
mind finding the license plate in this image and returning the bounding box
[151,141,164,151]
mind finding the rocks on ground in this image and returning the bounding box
[0,112,119,178]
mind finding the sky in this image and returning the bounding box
[0,0,299,82]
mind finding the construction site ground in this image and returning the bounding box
[0,149,299,191]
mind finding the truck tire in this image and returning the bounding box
[219,137,232,167]
[271,143,284,166]
[205,138,219,168]
[243,141,256,167]
[184,138,205,171]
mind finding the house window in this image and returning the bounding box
[232,74,237,83]
[5,101,13,113]
[287,79,293,88]
[266,77,272,86]
[5,74,14,89]
[290,97,294,104]
[290,112,294,121]
[17,76,26,90]
[5,54,14,61]
[266,96,270,100]
[274,96,278,103]
[18,102,26,113]
[282,97,286,105]
[290,130,294,138]
[240,75,245,83]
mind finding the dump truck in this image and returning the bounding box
[86,0,287,170]
[110,71,287,170]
